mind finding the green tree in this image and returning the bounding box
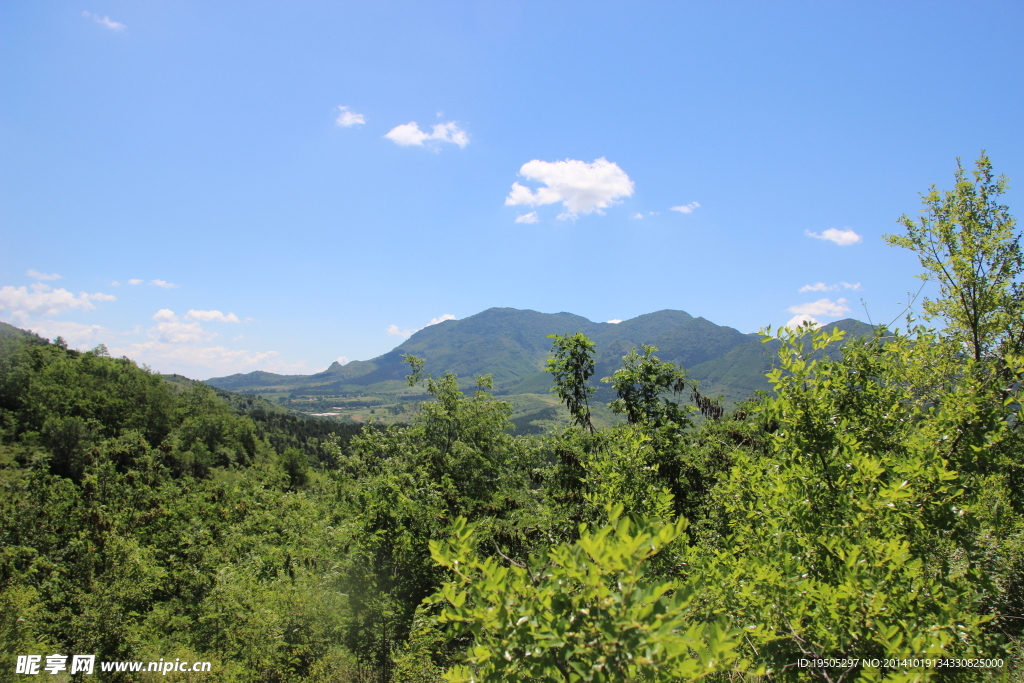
[280,446,309,489]
[602,344,690,430]
[546,333,597,433]
[690,323,1023,679]
[428,505,747,682]
[886,152,1023,360]
[332,355,538,676]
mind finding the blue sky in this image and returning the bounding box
[2,1,1022,379]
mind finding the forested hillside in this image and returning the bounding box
[1,155,1023,681]
[206,308,753,395]
[206,308,875,428]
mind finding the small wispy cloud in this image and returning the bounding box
[150,279,179,289]
[27,269,62,281]
[787,298,851,317]
[670,202,701,214]
[427,314,456,326]
[515,212,539,224]
[386,324,415,337]
[185,309,240,323]
[782,296,847,327]
[798,281,862,293]
[806,227,862,246]
[128,279,144,286]
[785,314,821,329]
[385,121,469,149]
[335,106,365,127]
[606,319,623,324]
[82,11,126,31]
[386,313,457,338]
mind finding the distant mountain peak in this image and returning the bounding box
[203,306,872,405]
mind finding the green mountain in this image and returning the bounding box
[0,320,48,345]
[206,307,874,412]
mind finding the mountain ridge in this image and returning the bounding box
[206,307,873,406]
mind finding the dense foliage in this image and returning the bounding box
[1,154,1022,681]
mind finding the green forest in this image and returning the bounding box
[2,154,1023,681]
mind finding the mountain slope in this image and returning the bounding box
[206,308,875,409]
[210,308,604,392]
[0,320,48,345]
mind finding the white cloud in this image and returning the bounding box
[16,319,112,348]
[336,356,350,366]
[798,281,862,293]
[785,314,821,329]
[110,281,121,287]
[427,313,456,326]
[150,279,179,289]
[630,212,644,220]
[385,121,470,149]
[430,122,469,147]
[5,308,298,377]
[153,322,210,344]
[385,123,428,147]
[506,183,537,206]
[606,319,623,324]
[27,269,62,281]
[185,309,241,323]
[787,298,851,317]
[336,106,365,127]
[515,212,539,224]
[109,339,300,377]
[128,279,144,286]
[386,313,457,339]
[147,310,213,344]
[386,324,415,337]
[504,158,634,218]
[670,202,701,214]
[0,298,291,379]
[806,227,862,246]
[83,11,126,31]
[0,286,116,316]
